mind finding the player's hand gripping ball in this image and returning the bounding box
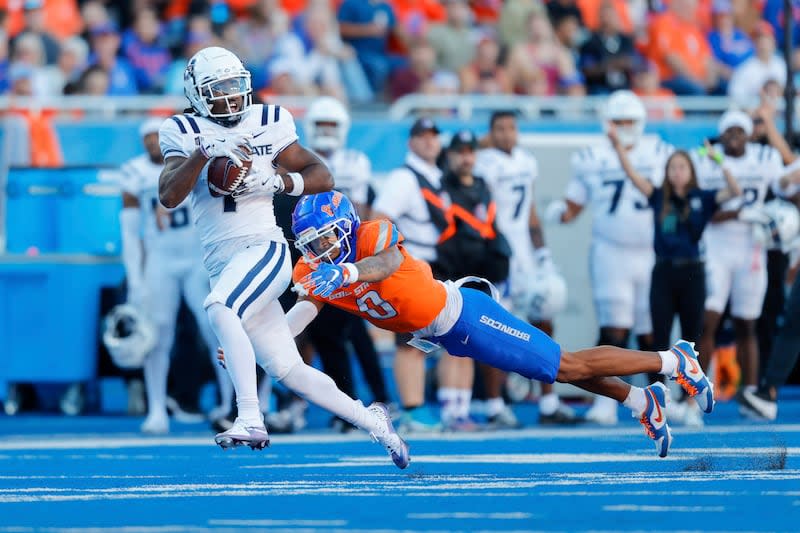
[205,138,253,197]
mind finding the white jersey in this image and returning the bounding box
[474,146,538,260]
[567,139,672,247]
[320,148,371,206]
[158,104,293,256]
[119,154,198,257]
[695,143,784,246]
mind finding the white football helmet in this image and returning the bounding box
[751,199,800,252]
[304,96,350,153]
[525,270,568,322]
[102,304,156,369]
[602,90,646,147]
[184,46,252,126]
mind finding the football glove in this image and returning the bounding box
[544,200,567,224]
[198,133,254,167]
[298,263,353,298]
[232,171,285,198]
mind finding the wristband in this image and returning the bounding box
[286,172,305,196]
[341,262,359,285]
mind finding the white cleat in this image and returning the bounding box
[141,412,169,435]
[368,402,410,469]
[214,418,269,450]
[585,396,619,426]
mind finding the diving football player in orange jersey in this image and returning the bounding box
[225,192,716,457]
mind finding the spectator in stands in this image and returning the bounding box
[644,0,719,95]
[10,0,61,65]
[459,35,512,95]
[77,64,110,96]
[9,32,48,97]
[547,0,585,55]
[88,22,138,96]
[507,9,585,96]
[164,19,217,95]
[631,57,683,120]
[578,0,635,94]
[498,0,545,48]
[42,36,89,96]
[260,56,313,99]
[388,0,447,58]
[338,0,398,94]
[121,8,172,93]
[728,21,786,108]
[79,0,113,37]
[576,0,633,35]
[389,42,437,100]
[707,0,754,94]
[233,0,290,88]
[282,5,358,102]
[427,0,475,73]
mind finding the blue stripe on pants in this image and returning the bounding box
[430,288,562,383]
[225,241,277,309]
[236,243,287,318]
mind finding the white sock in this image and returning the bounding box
[143,326,172,419]
[744,384,757,393]
[539,392,559,416]
[486,397,506,418]
[279,362,382,434]
[438,387,460,422]
[659,350,678,376]
[206,303,261,424]
[623,387,647,416]
[456,389,472,419]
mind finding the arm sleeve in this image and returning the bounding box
[118,160,141,197]
[119,208,144,307]
[364,220,402,256]
[159,116,194,159]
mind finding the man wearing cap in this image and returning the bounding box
[728,20,786,107]
[372,117,452,432]
[117,118,233,434]
[694,109,786,407]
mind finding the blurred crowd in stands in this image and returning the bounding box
[1,0,797,112]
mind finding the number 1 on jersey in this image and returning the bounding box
[223,195,237,212]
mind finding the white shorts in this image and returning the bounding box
[204,239,292,322]
[590,240,654,334]
[704,241,767,320]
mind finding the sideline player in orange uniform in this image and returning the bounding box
[227,192,715,457]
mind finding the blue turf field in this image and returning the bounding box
[1,395,800,532]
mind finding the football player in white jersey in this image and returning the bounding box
[119,118,234,435]
[694,110,785,400]
[546,90,672,425]
[157,47,408,467]
[474,111,578,427]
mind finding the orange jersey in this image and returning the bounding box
[292,220,447,333]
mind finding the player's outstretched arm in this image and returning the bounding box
[275,142,335,195]
[705,141,742,204]
[159,154,210,208]
[608,125,654,198]
[353,245,403,282]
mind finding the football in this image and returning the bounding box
[207,145,253,197]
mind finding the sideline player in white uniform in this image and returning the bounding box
[474,111,577,427]
[546,90,672,425]
[694,110,785,399]
[304,96,372,218]
[119,118,233,434]
[157,46,408,467]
